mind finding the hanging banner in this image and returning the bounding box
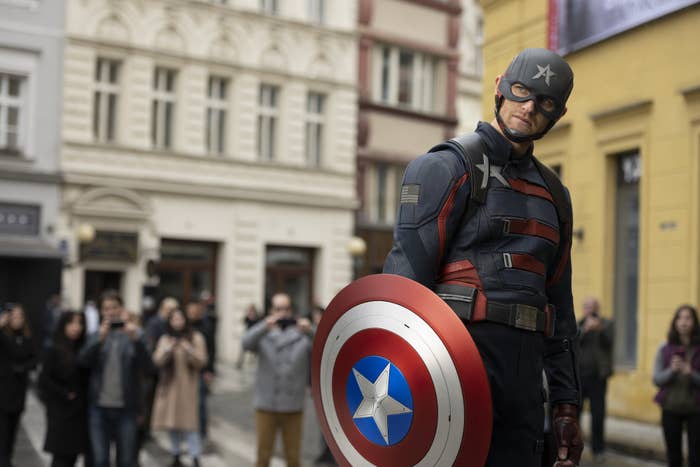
[551,0,700,55]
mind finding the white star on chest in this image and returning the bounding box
[352,363,412,444]
[532,64,556,86]
[475,154,511,188]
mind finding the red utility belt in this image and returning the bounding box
[435,282,554,336]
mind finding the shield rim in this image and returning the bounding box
[311,273,492,467]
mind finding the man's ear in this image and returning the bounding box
[495,75,502,93]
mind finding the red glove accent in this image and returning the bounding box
[552,403,583,467]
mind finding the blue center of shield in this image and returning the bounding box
[346,355,414,446]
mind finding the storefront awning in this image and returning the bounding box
[0,238,63,259]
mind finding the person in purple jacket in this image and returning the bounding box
[653,304,700,467]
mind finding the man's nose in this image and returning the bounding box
[521,99,536,113]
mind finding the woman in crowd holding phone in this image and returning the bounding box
[0,303,37,467]
[653,304,700,467]
[151,308,207,467]
[40,311,90,467]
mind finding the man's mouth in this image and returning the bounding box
[514,115,531,127]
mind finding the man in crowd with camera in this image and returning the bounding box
[242,293,314,467]
[79,290,151,467]
[578,296,614,463]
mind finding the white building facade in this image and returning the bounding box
[59,0,359,360]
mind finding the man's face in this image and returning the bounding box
[582,298,598,317]
[186,303,203,321]
[270,294,293,320]
[101,298,122,321]
[496,78,552,137]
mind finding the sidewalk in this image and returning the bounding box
[580,412,666,462]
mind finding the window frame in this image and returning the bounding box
[373,44,438,113]
[304,91,325,167]
[0,49,36,158]
[151,66,177,150]
[257,83,279,161]
[260,0,278,15]
[308,0,324,23]
[93,58,120,143]
[206,75,229,156]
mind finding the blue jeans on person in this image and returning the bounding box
[169,430,201,458]
[89,406,137,467]
[198,376,209,438]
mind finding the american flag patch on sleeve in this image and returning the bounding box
[400,184,420,204]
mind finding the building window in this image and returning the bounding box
[258,84,278,161]
[613,151,640,367]
[308,0,324,23]
[206,76,228,155]
[374,45,438,113]
[151,67,177,149]
[305,92,325,167]
[0,73,25,154]
[364,163,404,225]
[93,58,119,143]
[260,0,278,14]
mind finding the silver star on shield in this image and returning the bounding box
[352,364,412,444]
[475,154,510,188]
[532,64,556,86]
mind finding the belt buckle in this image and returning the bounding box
[515,305,538,332]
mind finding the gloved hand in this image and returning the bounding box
[552,403,583,467]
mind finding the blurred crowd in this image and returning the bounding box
[0,294,698,467]
[0,291,218,467]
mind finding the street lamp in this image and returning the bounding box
[77,223,96,243]
[347,235,367,279]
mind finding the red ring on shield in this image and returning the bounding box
[332,329,437,463]
[311,274,492,467]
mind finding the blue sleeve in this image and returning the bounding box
[544,186,581,406]
[383,150,470,290]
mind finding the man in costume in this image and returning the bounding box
[384,48,583,467]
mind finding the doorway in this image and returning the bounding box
[265,246,315,316]
[84,270,123,304]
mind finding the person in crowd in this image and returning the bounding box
[185,301,216,442]
[142,297,179,443]
[145,297,179,354]
[79,290,150,467]
[236,304,260,369]
[151,308,208,467]
[653,304,700,467]
[40,311,90,467]
[198,291,218,345]
[0,303,37,467]
[578,296,614,462]
[243,293,314,467]
[43,294,63,349]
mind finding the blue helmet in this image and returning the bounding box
[495,48,574,142]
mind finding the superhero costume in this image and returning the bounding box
[383,48,581,467]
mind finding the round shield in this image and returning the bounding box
[311,274,492,467]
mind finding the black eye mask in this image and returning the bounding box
[498,79,562,120]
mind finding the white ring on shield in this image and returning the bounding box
[319,301,465,467]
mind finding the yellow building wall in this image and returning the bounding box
[480,0,700,423]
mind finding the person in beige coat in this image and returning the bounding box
[151,308,208,467]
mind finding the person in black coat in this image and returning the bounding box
[39,311,90,467]
[0,303,37,467]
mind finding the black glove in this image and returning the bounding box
[552,403,583,467]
